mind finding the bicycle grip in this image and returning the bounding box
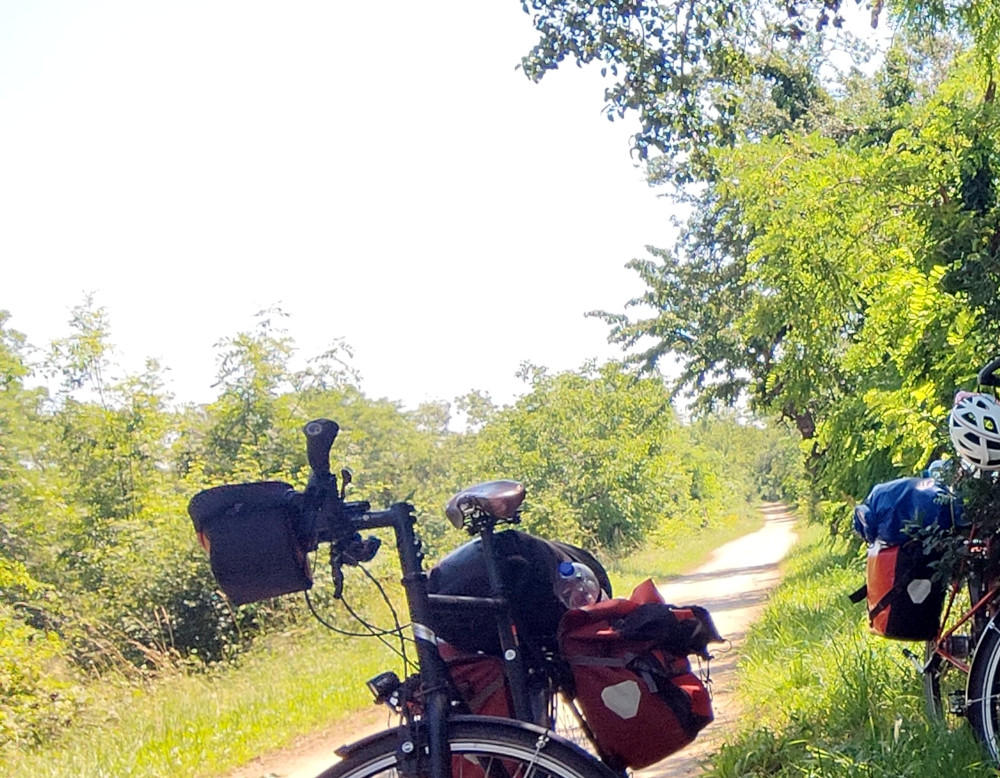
[979,358,1000,387]
[303,419,339,477]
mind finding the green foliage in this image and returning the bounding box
[518,0,1000,179]
[582,38,1000,509]
[0,605,81,755]
[516,0,1000,514]
[0,559,82,755]
[926,468,1000,587]
[888,0,1000,80]
[519,0,753,182]
[460,362,796,549]
[462,363,689,548]
[0,311,48,560]
[688,411,805,503]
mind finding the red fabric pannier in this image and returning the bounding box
[439,641,514,718]
[866,540,945,641]
[557,579,719,771]
[438,641,519,778]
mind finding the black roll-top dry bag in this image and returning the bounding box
[426,529,611,655]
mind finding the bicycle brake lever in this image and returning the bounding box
[340,533,381,565]
[332,550,345,599]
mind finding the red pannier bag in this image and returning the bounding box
[865,540,945,641]
[439,641,514,718]
[557,579,721,771]
[437,641,520,778]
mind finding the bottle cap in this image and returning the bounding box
[558,561,575,577]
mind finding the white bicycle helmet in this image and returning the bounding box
[950,391,1000,471]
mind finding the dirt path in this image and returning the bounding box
[224,504,798,778]
[634,502,798,778]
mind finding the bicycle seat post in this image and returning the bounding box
[478,524,533,721]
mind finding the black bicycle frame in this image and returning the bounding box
[303,418,539,778]
[327,503,537,778]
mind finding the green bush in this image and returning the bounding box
[0,607,83,753]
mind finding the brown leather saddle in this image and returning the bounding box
[445,480,525,528]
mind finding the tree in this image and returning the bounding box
[463,362,693,548]
[0,311,45,564]
[519,0,1000,183]
[606,59,997,501]
[518,0,1000,506]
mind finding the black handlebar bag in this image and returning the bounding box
[188,481,312,605]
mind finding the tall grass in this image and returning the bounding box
[3,624,398,777]
[706,524,995,778]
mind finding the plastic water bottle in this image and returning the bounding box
[554,561,601,609]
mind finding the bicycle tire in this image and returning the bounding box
[312,717,620,778]
[967,619,1000,762]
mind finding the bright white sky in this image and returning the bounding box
[1,0,677,412]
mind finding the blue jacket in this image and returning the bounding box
[853,476,963,545]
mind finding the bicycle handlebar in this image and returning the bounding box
[297,419,400,573]
[304,418,339,479]
[980,358,1000,388]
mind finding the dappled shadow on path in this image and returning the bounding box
[659,562,782,586]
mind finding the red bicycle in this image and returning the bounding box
[919,356,1000,760]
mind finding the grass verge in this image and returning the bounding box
[2,624,398,777]
[705,523,995,778]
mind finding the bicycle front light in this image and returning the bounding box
[367,671,402,705]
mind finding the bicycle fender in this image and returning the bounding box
[334,725,406,760]
[973,614,1000,659]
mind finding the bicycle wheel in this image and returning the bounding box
[313,717,620,778]
[967,619,1000,761]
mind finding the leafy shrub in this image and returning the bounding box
[0,606,83,753]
